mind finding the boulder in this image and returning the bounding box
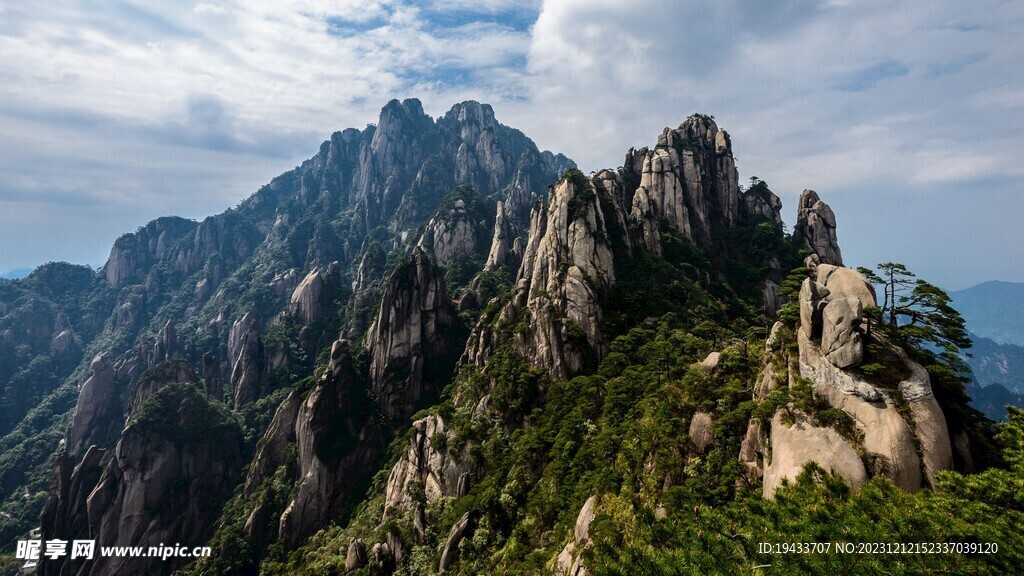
[345,539,367,573]
[821,298,864,368]
[798,278,829,338]
[689,412,715,453]
[816,264,876,309]
[763,411,867,498]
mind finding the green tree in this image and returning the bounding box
[861,262,998,468]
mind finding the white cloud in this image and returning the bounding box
[0,0,1022,287]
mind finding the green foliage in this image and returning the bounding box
[862,262,996,468]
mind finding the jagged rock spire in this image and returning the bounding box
[794,189,843,265]
[366,247,462,423]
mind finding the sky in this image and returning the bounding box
[0,0,1022,290]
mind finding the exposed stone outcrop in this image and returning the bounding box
[127,359,198,416]
[762,264,953,496]
[228,309,257,368]
[290,268,326,325]
[689,412,715,454]
[50,329,82,358]
[345,539,368,573]
[417,187,494,269]
[244,390,302,499]
[739,418,769,485]
[629,116,740,250]
[820,298,864,368]
[39,446,107,576]
[794,189,843,265]
[104,217,198,287]
[230,318,262,409]
[439,511,474,572]
[202,351,222,400]
[67,354,119,458]
[278,340,383,545]
[555,495,597,576]
[366,247,462,423]
[483,200,523,271]
[763,410,868,498]
[468,174,616,381]
[66,384,243,576]
[742,183,783,225]
[383,414,472,516]
[347,243,389,339]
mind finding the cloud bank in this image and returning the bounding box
[0,0,1021,289]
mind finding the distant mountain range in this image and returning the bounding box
[0,268,31,280]
[952,281,1024,347]
[950,281,1024,420]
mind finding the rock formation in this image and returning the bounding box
[104,217,198,287]
[366,247,462,423]
[762,263,953,497]
[230,318,262,409]
[468,173,617,381]
[417,186,494,269]
[127,359,199,416]
[629,116,741,250]
[290,267,326,325]
[794,189,843,265]
[383,414,472,516]
[278,340,383,545]
[439,511,474,572]
[46,384,243,576]
[67,354,120,458]
[39,446,107,576]
[555,496,598,576]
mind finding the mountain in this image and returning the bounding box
[0,98,570,564]
[952,281,1024,346]
[0,269,31,280]
[1,102,1019,575]
[965,334,1024,419]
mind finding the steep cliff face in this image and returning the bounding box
[505,172,617,380]
[383,414,473,517]
[416,185,495,271]
[66,355,118,458]
[230,317,262,410]
[45,383,243,576]
[279,340,383,545]
[39,446,106,576]
[366,247,463,424]
[467,115,781,381]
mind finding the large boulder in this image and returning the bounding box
[821,298,864,368]
[817,264,876,309]
[763,410,867,498]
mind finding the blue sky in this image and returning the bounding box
[0,0,1022,290]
